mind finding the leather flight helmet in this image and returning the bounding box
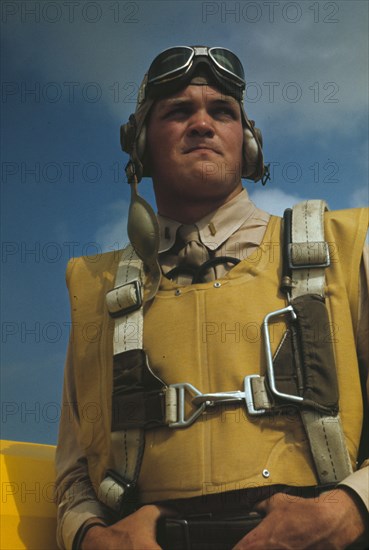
[121,46,269,185]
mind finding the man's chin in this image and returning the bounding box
[179,176,242,201]
[187,159,221,183]
[187,159,242,187]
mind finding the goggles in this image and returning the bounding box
[146,46,246,98]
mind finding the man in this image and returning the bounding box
[55,46,368,549]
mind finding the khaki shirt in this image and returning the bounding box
[55,189,369,550]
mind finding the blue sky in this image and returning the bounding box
[1,0,368,445]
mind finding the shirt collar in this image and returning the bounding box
[158,188,257,253]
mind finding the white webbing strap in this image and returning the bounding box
[98,245,146,513]
[300,410,352,483]
[107,245,144,354]
[291,200,352,483]
[290,200,329,299]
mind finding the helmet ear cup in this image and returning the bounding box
[242,126,263,180]
[254,127,263,148]
[121,97,154,181]
[120,114,144,181]
[120,114,137,154]
[120,114,148,179]
[136,124,146,162]
[240,105,265,182]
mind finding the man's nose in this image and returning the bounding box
[187,111,215,137]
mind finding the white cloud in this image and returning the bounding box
[249,188,307,216]
[349,186,369,208]
[232,2,368,138]
[94,200,129,252]
[6,1,368,139]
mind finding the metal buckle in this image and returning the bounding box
[288,241,330,269]
[106,279,143,318]
[192,391,244,407]
[262,305,303,404]
[168,306,304,425]
[168,383,255,427]
[244,375,266,416]
[168,383,207,428]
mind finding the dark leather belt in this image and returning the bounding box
[156,513,263,550]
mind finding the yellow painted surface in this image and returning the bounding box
[0,440,57,550]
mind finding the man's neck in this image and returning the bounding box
[156,186,244,224]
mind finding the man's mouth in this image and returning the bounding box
[184,145,220,154]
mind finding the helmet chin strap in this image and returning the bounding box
[126,161,161,301]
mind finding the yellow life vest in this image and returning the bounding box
[66,208,368,501]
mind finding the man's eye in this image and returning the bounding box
[214,107,237,118]
[165,107,189,118]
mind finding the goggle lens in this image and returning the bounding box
[148,47,194,83]
[209,47,245,85]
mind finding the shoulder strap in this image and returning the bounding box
[248,200,353,483]
[290,200,353,484]
[98,245,147,514]
[290,199,330,299]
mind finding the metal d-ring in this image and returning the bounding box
[262,305,303,404]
